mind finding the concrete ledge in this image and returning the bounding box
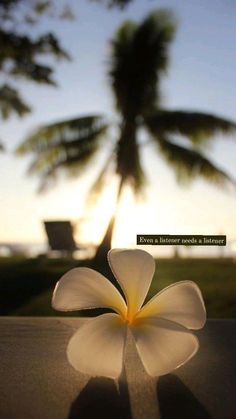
[0,317,235,419]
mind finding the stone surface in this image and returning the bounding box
[0,317,235,419]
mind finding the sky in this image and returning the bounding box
[1,0,236,256]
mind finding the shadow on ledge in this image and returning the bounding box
[157,374,212,419]
[68,376,132,419]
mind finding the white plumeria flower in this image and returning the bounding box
[52,249,206,379]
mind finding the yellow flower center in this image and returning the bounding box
[122,309,138,325]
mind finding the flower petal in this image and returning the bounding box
[108,249,155,319]
[67,313,127,378]
[52,267,127,317]
[136,281,206,330]
[131,317,199,377]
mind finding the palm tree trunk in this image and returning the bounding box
[92,118,135,272]
[92,178,124,268]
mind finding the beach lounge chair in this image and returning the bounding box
[43,220,78,257]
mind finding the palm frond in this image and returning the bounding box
[17,115,107,154]
[32,143,102,193]
[153,135,235,187]
[146,110,236,145]
[16,114,109,191]
[109,9,176,118]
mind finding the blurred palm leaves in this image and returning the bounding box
[17,115,108,191]
[17,9,236,257]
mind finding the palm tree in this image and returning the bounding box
[17,10,236,263]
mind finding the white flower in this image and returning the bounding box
[52,249,206,379]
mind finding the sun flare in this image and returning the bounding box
[76,185,158,248]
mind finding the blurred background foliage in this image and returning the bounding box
[0,0,73,149]
[0,0,133,149]
[1,256,235,318]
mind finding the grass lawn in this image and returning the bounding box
[0,256,235,318]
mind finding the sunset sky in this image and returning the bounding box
[1,0,236,256]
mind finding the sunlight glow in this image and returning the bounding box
[76,183,158,248]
